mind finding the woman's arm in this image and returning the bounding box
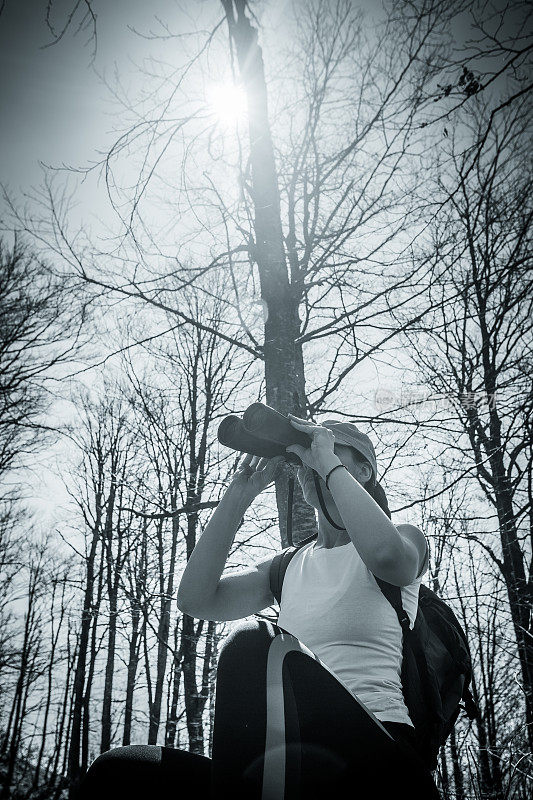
[285,415,425,586]
[176,483,252,617]
[176,454,283,620]
[326,467,426,586]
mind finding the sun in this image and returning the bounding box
[206,83,247,127]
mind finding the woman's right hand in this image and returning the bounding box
[228,453,285,503]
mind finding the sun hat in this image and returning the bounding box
[321,420,378,480]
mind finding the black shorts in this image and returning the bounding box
[78,619,440,799]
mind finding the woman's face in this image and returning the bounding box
[297,444,371,509]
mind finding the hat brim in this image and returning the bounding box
[329,432,377,479]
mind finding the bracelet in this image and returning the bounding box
[325,463,348,490]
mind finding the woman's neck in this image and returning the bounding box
[315,512,351,549]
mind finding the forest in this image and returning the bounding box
[0,0,531,797]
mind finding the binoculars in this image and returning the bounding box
[217,403,312,466]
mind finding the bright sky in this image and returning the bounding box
[0,0,522,212]
[0,0,219,523]
[0,0,429,466]
[1,0,181,191]
[0,0,513,530]
[0,1,384,202]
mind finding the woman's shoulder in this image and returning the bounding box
[396,524,429,581]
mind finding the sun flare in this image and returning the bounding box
[206,83,247,127]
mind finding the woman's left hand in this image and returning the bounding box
[285,415,340,480]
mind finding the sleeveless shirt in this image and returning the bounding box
[276,538,429,727]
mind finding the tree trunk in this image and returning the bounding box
[449,726,465,800]
[181,614,213,755]
[101,478,118,753]
[67,516,101,798]
[165,618,183,748]
[222,0,317,546]
[207,626,220,758]
[122,601,141,746]
[490,461,533,753]
[438,744,450,800]
[0,607,34,799]
[464,389,533,754]
[81,543,104,776]
[148,505,180,745]
[466,218,533,754]
[33,580,65,790]
[49,625,76,787]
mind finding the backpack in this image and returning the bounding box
[269,536,479,771]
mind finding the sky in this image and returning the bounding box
[0,2,444,493]
[0,0,386,202]
[0,0,525,205]
[1,0,178,189]
[0,0,524,529]
[0,1,221,525]
[2,0,108,189]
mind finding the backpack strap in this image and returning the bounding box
[269,548,296,605]
[312,470,347,530]
[372,576,412,632]
[374,576,444,727]
[269,534,318,605]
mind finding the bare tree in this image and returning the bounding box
[31,568,71,794]
[0,541,48,800]
[400,96,532,753]
[121,507,149,747]
[0,236,88,796]
[0,237,86,481]
[99,417,138,754]
[124,287,261,751]
[64,389,134,796]
[23,0,471,547]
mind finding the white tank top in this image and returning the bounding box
[277,539,429,727]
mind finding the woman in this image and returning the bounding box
[79,415,440,799]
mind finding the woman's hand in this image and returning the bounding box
[228,453,285,503]
[285,414,340,480]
